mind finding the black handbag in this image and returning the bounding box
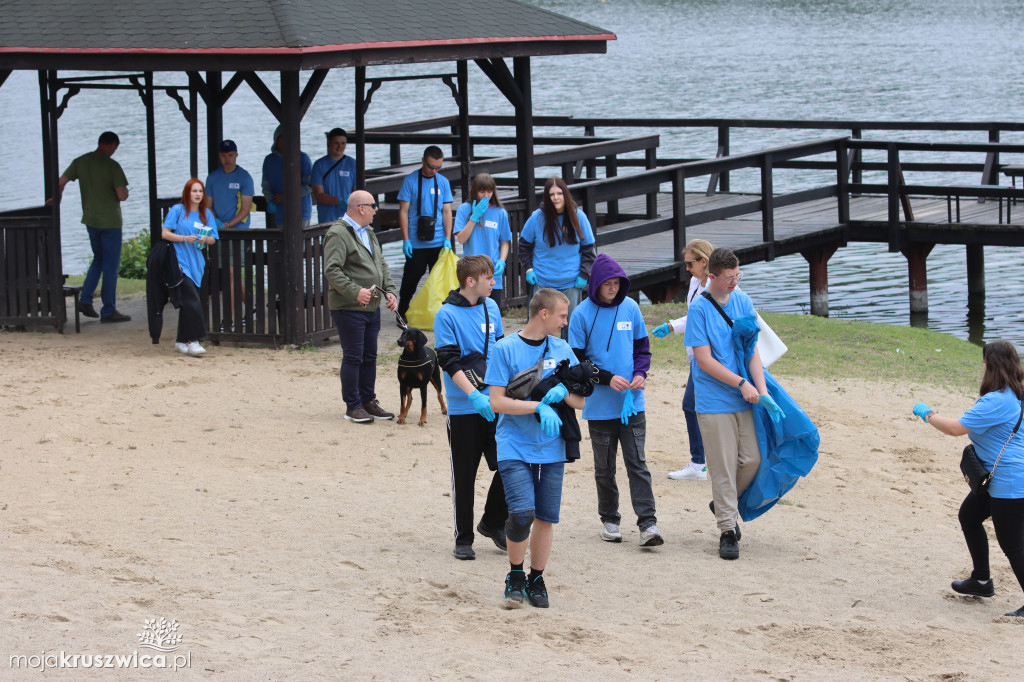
[959,398,1023,496]
[412,172,439,242]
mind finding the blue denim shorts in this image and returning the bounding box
[498,460,565,524]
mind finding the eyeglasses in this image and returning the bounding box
[684,259,703,267]
[714,272,742,284]
[425,162,443,171]
[358,203,378,210]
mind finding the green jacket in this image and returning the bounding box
[323,216,396,311]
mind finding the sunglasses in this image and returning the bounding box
[358,202,379,209]
[425,162,443,171]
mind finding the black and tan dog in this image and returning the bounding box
[396,326,447,426]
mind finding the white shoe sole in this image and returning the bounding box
[667,468,707,481]
[600,531,622,543]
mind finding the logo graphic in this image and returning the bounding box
[136,618,182,652]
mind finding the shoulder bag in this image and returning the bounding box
[960,398,1024,496]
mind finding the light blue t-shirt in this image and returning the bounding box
[434,297,504,416]
[959,388,1024,499]
[397,170,453,249]
[164,204,219,287]
[568,297,648,420]
[454,203,513,290]
[485,333,578,463]
[684,289,756,414]
[262,150,313,221]
[310,154,356,225]
[205,166,254,228]
[520,207,595,290]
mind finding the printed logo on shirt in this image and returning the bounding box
[193,221,205,229]
[228,182,240,190]
[484,220,498,229]
[617,321,633,331]
[543,359,556,370]
[480,322,495,334]
[339,170,350,177]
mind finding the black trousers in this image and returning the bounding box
[397,246,442,317]
[959,491,1024,594]
[488,288,503,307]
[176,277,207,343]
[446,412,507,546]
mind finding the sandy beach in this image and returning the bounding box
[1,297,1021,680]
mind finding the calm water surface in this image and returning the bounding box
[1,0,1023,344]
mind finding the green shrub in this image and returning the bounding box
[119,229,151,280]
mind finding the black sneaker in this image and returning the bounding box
[526,574,549,608]
[1005,605,1024,618]
[344,406,374,424]
[453,544,475,561]
[503,570,526,606]
[951,578,994,597]
[709,501,741,541]
[477,520,507,551]
[101,310,131,323]
[77,302,98,318]
[719,530,739,560]
[362,399,395,420]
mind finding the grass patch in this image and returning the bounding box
[644,304,982,393]
[64,275,147,296]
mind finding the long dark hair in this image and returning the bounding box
[540,177,582,248]
[980,339,1024,400]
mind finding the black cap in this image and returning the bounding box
[219,139,238,152]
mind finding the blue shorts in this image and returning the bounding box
[498,460,565,524]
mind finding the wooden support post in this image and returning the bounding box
[189,85,198,179]
[606,154,619,222]
[837,139,850,223]
[354,67,366,188]
[850,128,862,189]
[966,244,985,296]
[645,147,658,218]
[800,243,840,317]
[205,71,223,174]
[456,60,470,203]
[673,169,686,277]
[761,154,775,261]
[887,143,900,252]
[145,72,160,246]
[900,242,935,314]
[718,125,730,192]
[280,70,303,345]
[513,57,535,211]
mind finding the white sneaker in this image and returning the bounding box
[639,525,664,547]
[668,462,707,480]
[187,341,206,356]
[174,342,189,355]
[600,522,622,543]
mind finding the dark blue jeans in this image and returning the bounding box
[81,226,122,318]
[683,367,706,465]
[331,308,381,409]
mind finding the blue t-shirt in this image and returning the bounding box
[262,150,313,221]
[959,388,1024,499]
[205,166,254,228]
[164,204,219,287]
[397,170,454,249]
[520,208,595,289]
[485,333,578,463]
[568,297,648,420]
[310,154,356,225]
[684,289,756,414]
[453,203,513,290]
[434,297,504,416]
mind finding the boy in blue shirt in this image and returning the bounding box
[568,254,662,547]
[684,248,769,560]
[434,255,508,561]
[311,128,357,225]
[486,289,586,608]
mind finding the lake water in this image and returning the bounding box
[2,0,1023,344]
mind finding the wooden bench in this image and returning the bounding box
[62,276,82,333]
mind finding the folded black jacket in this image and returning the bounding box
[529,358,600,463]
[146,240,185,344]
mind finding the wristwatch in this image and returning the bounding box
[737,378,746,388]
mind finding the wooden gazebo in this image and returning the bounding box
[0,0,614,344]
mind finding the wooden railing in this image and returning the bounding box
[0,206,64,331]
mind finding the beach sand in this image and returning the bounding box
[1,298,1021,680]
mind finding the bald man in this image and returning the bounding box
[323,190,399,424]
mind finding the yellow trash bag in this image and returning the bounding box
[404,248,459,331]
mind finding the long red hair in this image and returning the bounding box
[180,178,209,225]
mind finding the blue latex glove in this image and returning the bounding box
[493,259,506,276]
[759,393,785,423]
[468,389,495,422]
[470,198,489,222]
[652,323,671,338]
[574,276,588,289]
[525,269,538,285]
[541,384,568,405]
[620,389,637,424]
[403,240,413,258]
[913,402,934,422]
[215,218,226,231]
[535,402,562,438]
[444,238,453,251]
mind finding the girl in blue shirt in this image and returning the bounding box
[454,173,512,306]
[161,178,219,356]
[518,177,596,335]
[914,339,1024,618]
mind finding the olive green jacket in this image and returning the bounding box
[323,216,396,311]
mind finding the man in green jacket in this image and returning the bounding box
[324,190,399,424]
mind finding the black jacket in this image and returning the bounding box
[529,358,600,463]
[146,240,185,344]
